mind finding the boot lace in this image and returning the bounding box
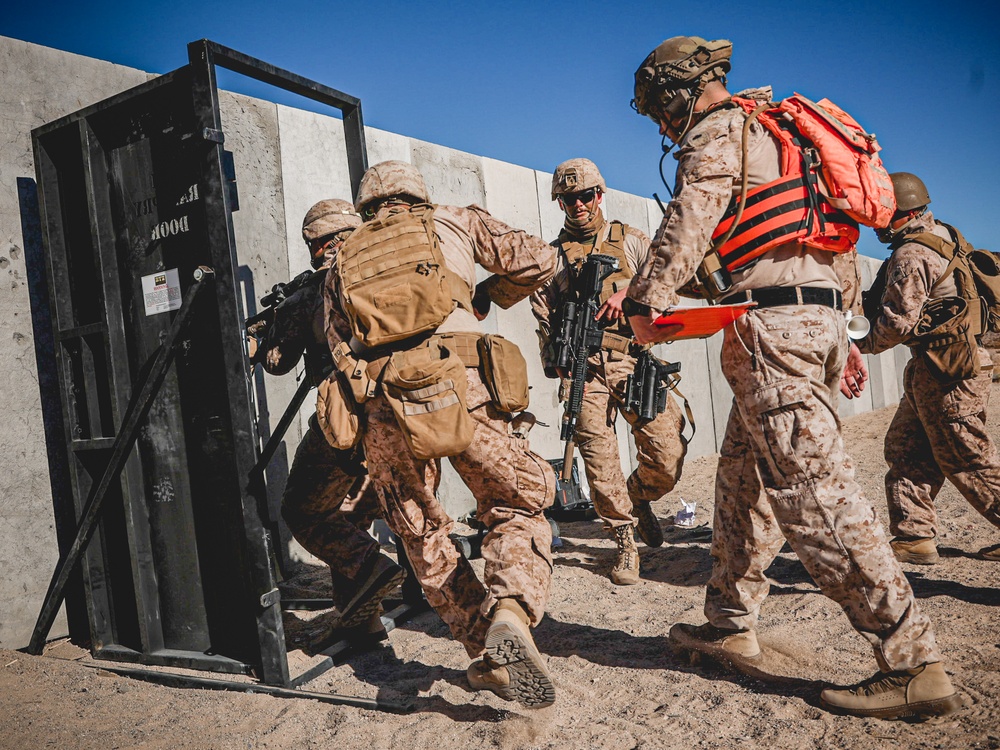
[614,526,636,569]
[850,671,911,697]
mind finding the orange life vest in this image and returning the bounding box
[710,94,895,271]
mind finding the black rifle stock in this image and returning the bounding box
[555,253,619,481]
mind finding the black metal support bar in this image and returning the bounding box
[78,661,413,713]
[27,270,214,655]
[248,375,312,480]
[288,601,429,689]
[186,39,368,198]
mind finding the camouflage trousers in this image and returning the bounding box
[280,415,382,611]
[886,349,1000,539]
[572,351,687,529]
[363,366,555,657]
[706,305,941,671]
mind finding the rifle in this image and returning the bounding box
[245,268,327,338]
[554,253,619,481]
[624,350,681,421]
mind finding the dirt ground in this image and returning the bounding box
[2,391,999,750]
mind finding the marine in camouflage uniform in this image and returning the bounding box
[626,36,959,719]
[324,161,558,708]
[858,172,1000,564]
[253,199,403,642]
[530,158,686,585]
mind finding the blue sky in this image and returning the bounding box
[4,0,997,259]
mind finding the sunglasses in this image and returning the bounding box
[560,188,598,205]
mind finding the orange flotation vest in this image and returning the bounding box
[710,94,894,272]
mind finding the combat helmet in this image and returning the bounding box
[551,158,606,200]
[354,160,430,217]
[301,198,361,244]
[632,36,732,131]
[877,172,932,244]
[890,172,931,213]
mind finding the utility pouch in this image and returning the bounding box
[315,373,362,450]
[694,249,733,300]
[382,343,474,459]
[913,296,980,383]
[477,334,530,413]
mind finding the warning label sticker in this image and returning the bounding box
[141,268,182,316]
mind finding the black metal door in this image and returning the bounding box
[31,64,289,684]
[30,40,369,688]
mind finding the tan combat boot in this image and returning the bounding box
[633,501,664,548]
[610,524,640,585]
[338,553,406,629]
[820,662,963,720]
[669,622,761,668]
[467,599,555,708]
[890,537,939,565]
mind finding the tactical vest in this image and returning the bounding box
[558,221,634,339]
[900,223,1000,336]
[336,204,471,350]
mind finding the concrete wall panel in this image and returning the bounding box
[534,171,567,242]
[604,189,653,239]
[411,140,485,208]
[646,198,665,240]
[365,127,412,167]
[481,157,543,237]
[275,105,352,272]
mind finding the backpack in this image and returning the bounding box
[775,95,896,228]
[710,94,895,275]
[336,204,460,349]
[908,223,1000,335]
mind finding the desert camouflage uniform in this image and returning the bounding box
[626,88,941,670]
[530,220,686,529]
[259,267,382,613]
[859,211,1000,540]
[328,204,557,656]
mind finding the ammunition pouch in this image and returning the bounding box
[381,342,474,459]
[315,372,363,451]
[912,296,980,383]
[331,340,388,403]
[477,334,530,413]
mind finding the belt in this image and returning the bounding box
[720,286,843,311]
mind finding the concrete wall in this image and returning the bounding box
[0,35,906,649]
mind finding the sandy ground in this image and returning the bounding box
[2,390,999,750]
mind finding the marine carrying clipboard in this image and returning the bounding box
[651,301,756,341]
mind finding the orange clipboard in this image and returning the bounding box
[652,302,756,341]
